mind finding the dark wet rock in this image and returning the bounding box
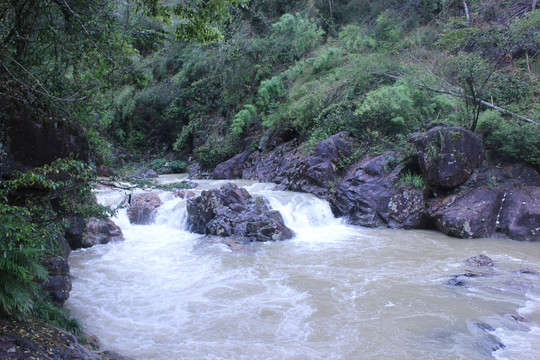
[0,317,133,360]
[446,272,495,287]
[40,257,71,305]
[498,187,540,241]
[127,192,163,225]
[465,254,494,267]
[517,268,539,275]
[428,188,503,238]
[50,233,72,257]
[187,183,294,241]
[330,152,402,227]
[213,150,253,179]
[64,216,86,250]
[411,126,485,189]
[476,334,506,353]
[388,186,427,229]
[476,322,496,332]
[447,278,466,287]
[216,132,354,198]
[81,218,124,248]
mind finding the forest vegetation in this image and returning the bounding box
[0,0,539,336]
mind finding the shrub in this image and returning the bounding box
[166,160,188,173]
[478,110,540,168]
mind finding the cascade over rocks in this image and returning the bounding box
[187,183,294,241]
[127,192,163,225]
[411,126,485,189]
[213,127,540,241]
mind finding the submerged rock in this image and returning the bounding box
[187,183,294,241]
[465,254,494,267]
[127,192,163,225]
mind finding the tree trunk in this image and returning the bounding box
[462,0,470,25]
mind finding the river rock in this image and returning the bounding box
[465,254,494,267]
[127,192,163,225]
[428,187,503,238]
[41,256,71,305]
[330,152,402,227]
[498,187,540,241]
[81,218,124,248]
[411,126,485,189]
[187,183,294,241]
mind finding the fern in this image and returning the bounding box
[231,104,257,135]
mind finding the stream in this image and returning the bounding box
[65,175,540,360]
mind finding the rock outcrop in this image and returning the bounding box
[212,126,540,241]
[187,183,294,241]
[411,126,485,189]
[426,164,540,240]
[330,152,403,228]
[127,192,163,225]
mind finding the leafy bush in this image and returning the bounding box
[354,80,429,136]
[152,158,168,170]
[0,158,110,325]
[478,110,540,168]
[166,160,188,173]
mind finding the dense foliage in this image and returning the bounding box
[106,0,539,168]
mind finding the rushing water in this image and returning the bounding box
[66,176,540,360]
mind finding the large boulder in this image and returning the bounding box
[81,218,125,248]
[412,126,485,189]
[213,150,253,179]
[0,100,89,177]
[127,192,163,225]
[498,187,540,241]
[428,188,503,238]
[330,152,402,228]
[187,183,294,241]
